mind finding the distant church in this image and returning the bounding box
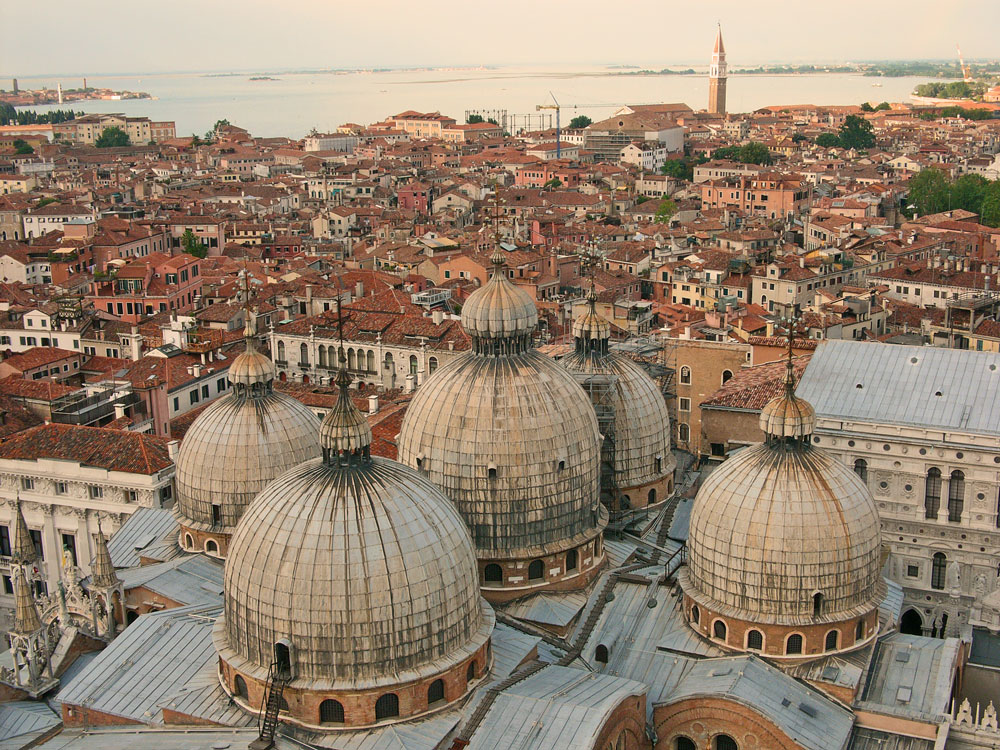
[709,24,727,115]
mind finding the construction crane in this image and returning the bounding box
[536,92,561,159]
[957,44,973,83]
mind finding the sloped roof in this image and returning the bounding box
[0,423,171,474]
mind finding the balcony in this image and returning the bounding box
[51,389,140,427]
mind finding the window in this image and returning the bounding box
[217,377,226,393]
[678,423,690,442]
[0,525,9,557]
[679,366,691,384]
[715,736,738,750]
[925,468,942,519]
[786,634,803,654]
[747,629,763,650]
[212,504,222,525]
[201,384,209,399]
[948,470,965,522]
[184,533,194,549]
[679,397,691,412]
[488,467,497,480]
[484,564,503,583]
[428,356,438,374]
[234,675,248,700]
[466,660,477,682]
[566,549,578,571]
[676,739,696,750]
[825,630,839,651]
[853,459,867,483]
[89,485,104,499]
[173,397,179,412]
[931,552,947,590]
[320,699,344,724]
[528,560,544,580]
[427,679,445,706]
[595,644,609,663]
[856,619,865,640]
[189,390,199,406]
[648,488,657,504]
[61,533,76,563]
[721,369,733,384]
[713,620,727,641]
[20,478,34,491]
[691,605,700,624]
[30,529,43,560]
[206,539,219,555]
[813,592,824,617]
[907,564,919,578]
[299,343,309,366]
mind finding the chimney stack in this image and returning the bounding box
[368,394,379,415]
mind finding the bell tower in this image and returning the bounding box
[709,23,728,115]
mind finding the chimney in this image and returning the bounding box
[355,281,364,298]
[167,440,179,461]
[432,310,444,325]
[368,394,379,415]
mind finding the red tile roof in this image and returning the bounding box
[0,423,171,474]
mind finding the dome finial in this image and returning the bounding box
[228,265,276,392]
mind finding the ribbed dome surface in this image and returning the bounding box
[227,347,276,387]
[760,392,816,438]
[174,391,321,532]
[572,307,611,342]
[220,457,492,688]
[686,442,883,624]
[562,349,673,490]
[461,270,538,341]
[398,351,604,557]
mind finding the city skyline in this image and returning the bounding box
[2,0,999,77]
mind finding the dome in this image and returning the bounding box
[399,352,604,558]
[216,369,492,721]
[460,252,538,351]
[759,365,816,439]
[174,338,321,542]
[683,372,883,627]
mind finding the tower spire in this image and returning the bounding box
[709,23,728,115]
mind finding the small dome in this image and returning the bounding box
[174,388,321,535]
[760,391,816,438]
[227,347,275,388]
[572,307,611,342]
[219,456,492,690]
[319,370,372,458]
[685,428,883,626]
[461,262,538,346]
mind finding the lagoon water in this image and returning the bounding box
[17,66,929,139]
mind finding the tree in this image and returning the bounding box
[467,114,484,124]
[815,133,841,148]
[738,142,772,165]
[35,197,57,209]
[0,102,15,125]
[907,168,950,217]
[569,115,592,129]
[95,126,130,148]
[180,229,208,259]
[12,139,33,155]
[981,182,1000,228]
[836,115,875,150]
[875,102,892,111]
[543,177,562,190]
[950,174,989,217]
[860,102,875,112]
[654,198,677,224]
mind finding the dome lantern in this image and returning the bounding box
[319,350,372,466]
[460,247,538,356]
[759,351,816,444]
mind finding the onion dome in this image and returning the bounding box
[681,354,884,644]
[217,362,492,727]
[398,251,606,598]
[562,293,674,506]
[460,251,539,354]
[173,334,321,552]
[11,501,36,567]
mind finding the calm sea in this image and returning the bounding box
[16,66,929,139]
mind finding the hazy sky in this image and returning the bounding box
[3,0,998,77]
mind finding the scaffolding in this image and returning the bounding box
[463,108,509,133]
[574,372,620,509]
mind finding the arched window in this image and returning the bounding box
[813,592,824,617]
[713,620,727,642]
[277,340,285,361]
[484,564,503,583]
[206,539,219,555]
[786,634,803,655]
[367,350,375,372]
[488,467,497,480]
[299,343,309,366]
[678,423,690,442]
[319,699,344,724]
[691,605,700,624]
[900,609,923,635]
[715,735,738,750]
[594,537,601,557]
[384,352,394,370]
[428,356,438,374]
[931,552,947,590]
[184,533,193,549]
[722,369,733,384]
[528,560,544,580]
[648,488,657,504]
[466,661,477,682]
[318,346,327,368]
[595,644,609,663]
[427,679,445,705]
[409,355,418,375]
[825,630,839,651]
[348,348,357,371]
[856,619,865,640]
[375,693,399,721]
[925,468,942,519]
[746,629,763,651]
[679,366,691,384]
[676,739,696,750]
[854,459,868,482]
[234,675,248,699]
[566,549,578,571]
[948,470,965,522]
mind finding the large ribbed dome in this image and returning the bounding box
[174,339,321,537]
[562,296,673,500]
[217,374,492,695]
[684,371,883,626]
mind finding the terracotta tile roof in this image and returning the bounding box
[1,347,79,372]
[0,375,80,401]
[0,423,171,474]
[701,355,811,410]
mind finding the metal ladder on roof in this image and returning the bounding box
[250,660,290,750]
